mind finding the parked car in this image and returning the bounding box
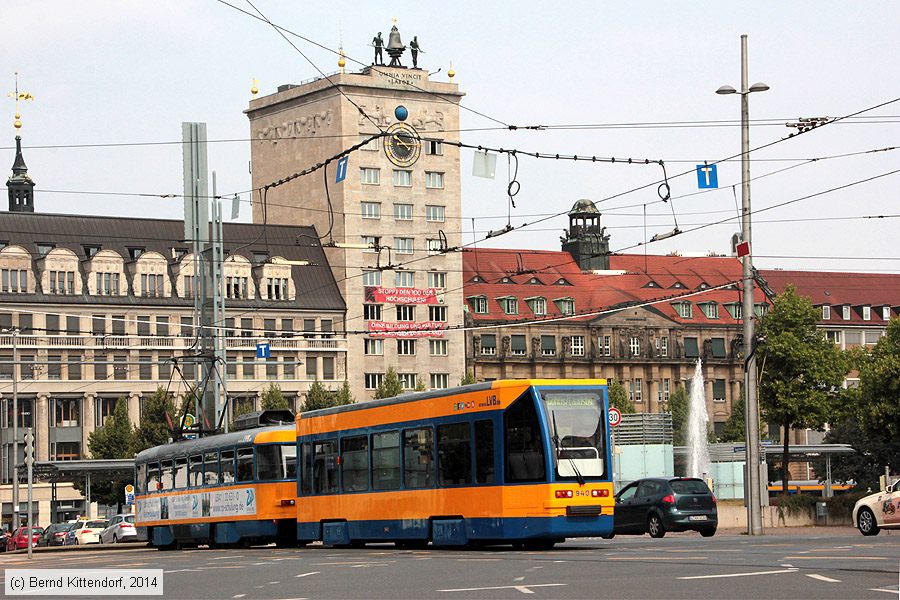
[98,514,137,544]
[6,527,44,551]
[853,480,900,536]
[0,529,9,552]
[66,519,108,545]
[614,477,717,538]
[37,523,72,547]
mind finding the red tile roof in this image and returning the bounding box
[463,249,766,325]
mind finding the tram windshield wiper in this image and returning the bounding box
[551,411,585,486]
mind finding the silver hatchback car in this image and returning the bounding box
[98,514,137,544]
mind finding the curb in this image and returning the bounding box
[6,542,149,555]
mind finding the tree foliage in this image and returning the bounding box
[133,387,176,453]
[459,369,477,386]
[758,285,847,493]
[335,380,355,406]
[302,380,354,412]
[80,399,136,510]
[261,383,290,410]
[607,380,635,414]
[414,377,427,392]
[374,367,405,399]
[665,384,689,446]
[719,392,745,443]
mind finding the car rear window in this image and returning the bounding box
[87,520,107,528]
[670,479,710,494]
[124,515,135,524]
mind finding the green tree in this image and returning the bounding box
[665,384,689,446]
[414,377,427,392]
[335,380,355,406]
[261,383,289,410]
[459,369,477,386]
[303,380,333,411]
[133,387,176,453]
[607,380,635,414]
[758,285,847,494]
[719,392,745,443]
[374,367,405,399]
[80,399,136,511]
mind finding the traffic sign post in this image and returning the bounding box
[335,155,349,183]
[696,163,718,189]
[124,484,135,506]
[256,342,270,360]
[608,407,622,428]
[24,428,33,560]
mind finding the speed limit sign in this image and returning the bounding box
[608,407,622,427]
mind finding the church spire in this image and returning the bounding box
[7,73,35,212]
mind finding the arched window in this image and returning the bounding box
[0,245,33,294]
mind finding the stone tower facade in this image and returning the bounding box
[7,136,35,212]
[246,62,466,401]
[561,199,610,271]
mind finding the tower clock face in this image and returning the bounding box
[384,123,421,167]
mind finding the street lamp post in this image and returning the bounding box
[717,34,768,536]
[1,328,20,525]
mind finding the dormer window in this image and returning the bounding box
[822,305,831,320]
[554,297,575,316]
[127,247,145,260]
[884,306,892,320]
[842,305,851,320]
[172,248,188,261]
[48,271,75,295]
[526,297,547,316]
[83,245,100,258]
[754,303,769,318]
[470,275,484,283]
[497,296,518,315]
[699,302,719,319]
[862,305,871,321]
[252,251,269,264]
[673,301,692,319]
[95,272,120,296]
[500,277,512,284]
[140,274,165,297]
[225,276,249,299]
[528,277,542,285]
[37,243,55,256]
[1,269,27,293]
[554,278,571,286]
[671,281,685,289]
[699,282,709,290]
[468,296,488,314]
[644,281,658,288]
[724,303,742,319]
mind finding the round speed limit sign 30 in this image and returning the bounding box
[608,407,622,427]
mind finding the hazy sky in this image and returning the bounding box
[2,1,898,273]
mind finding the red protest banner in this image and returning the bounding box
[367,320,446,338]
[368,287,440,305]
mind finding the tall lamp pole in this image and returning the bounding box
[717,34,769,536]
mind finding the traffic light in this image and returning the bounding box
[23,430,34,466]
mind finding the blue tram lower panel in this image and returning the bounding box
[152,519,278,546]
[298,515,613,543]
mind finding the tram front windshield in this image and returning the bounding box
[540,390,606,479]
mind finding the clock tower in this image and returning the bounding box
[246,32,465,402]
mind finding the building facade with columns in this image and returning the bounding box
[245,26,466,400]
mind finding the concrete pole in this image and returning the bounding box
[25,427,32,560]
[739,34,764,536]
[12,329,18,525]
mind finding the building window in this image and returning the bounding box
[540,335,556,356]
[571,336,585,356]
[425,171,444,189]
[862,305,871,321]
[632,379,643,403]
[713,379,726,402]
[822,305,831,320]
[48,270,75,295]
[363,304,382,321]
[265,277,289,300]
[425,139,443,155]
[68,356,82,381]
[629,336,641,356]
[396,373,416,389]
[94,272,120,296]
[701,303,719,319]
[430,373,449,389]
[359,167,380,185]
[140,273,164,297]
[362,270,381,287]
[510,334,527,356]
[429,339,448,356]
[426,239,443,255]
[601,335,611,356]
[395,271,415,288]
[397,339,416,355]
[497,297,517,315]
[865,330,882,346]
[429,306,447,322]
[395,238,414,255]
[51,442,80,461]
[470,296,488,314]
[711,337,727,358]
[396,305,415,321]
[527,297,546,316]
[684,337,700,358]
[393,203,413,220]
[183,275,195,297]
[47,355,62,380]
[754,303,769,318]
[842,305,851,320]
[361,236,380,252]
[225,276,249,299]
[659,378,670,403]
[725,303,742,319]
[428,271,446,289]
[674,302,692,318]
[94,397,117,427]
[361,201,381,219]
[825,330,841,345]
[656,336,668,358]
[480,334,497,355]
[555,298,575,315]
[1,269,27,293]
[52,398,80,427]
[425,205,445,222]
[883,306,891,320]
[322,356,335,380]
[392,170,412,187]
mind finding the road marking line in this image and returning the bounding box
[233,595,246,598]
[438,583,567,594]
[164,569,203,573]
[295,572,320,578]
[869,588,899,595]
[806,574,841,583]
[610,556,708,561]
[783,556,887,560]
[514,577,525,581]
[678,568,798,580]
[781,564,794,568]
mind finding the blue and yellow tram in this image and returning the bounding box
[296,379,614,548]
[134,415,297,549]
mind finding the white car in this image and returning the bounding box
[853,480,900,536]
[98,514,137,544]
[68,519,108,544]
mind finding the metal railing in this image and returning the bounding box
[0,334,347,352]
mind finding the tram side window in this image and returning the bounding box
[341,435,369,492]
[189,455,202,487]
[174,458,188,489]
[299,443,312,496]
[236,448,255,482]
[403,428,433,489]
[160,460,174,491]
[147,463,160,492]
[438,422,472,486]
[372,431,401,491]
[204,451,219,485]
[136,463,147,495]
[283,443,297,480]
[504,395,546,482]
[475,419,495,484]
[256,445,282,481]
[220,450,236,483]
[313,440,339,494]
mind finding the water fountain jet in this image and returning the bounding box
[686,358,711,479]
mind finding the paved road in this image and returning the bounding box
[1,530,897,599]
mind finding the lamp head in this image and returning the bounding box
[716,85,737,95]
[749,82,770,93]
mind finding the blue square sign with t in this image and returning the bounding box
[335,155,349,183]
[696,163,718,189]
[256,342,270,359]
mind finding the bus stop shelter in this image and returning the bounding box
[27,459,135,515]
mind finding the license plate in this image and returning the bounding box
[689,515,707,521]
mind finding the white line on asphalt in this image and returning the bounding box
[514,577,525,581]
[294,572,320,578]
[232,595,246,598]
[869,588,899,595]
[781,564,793,568]
[438,583,567,594]
[678,568,799,580]
[806,574,841,583]
[164,569,203,574]
[214,555,244,560]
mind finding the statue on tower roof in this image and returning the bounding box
[385,24,406,67]
[372,32,384,65]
